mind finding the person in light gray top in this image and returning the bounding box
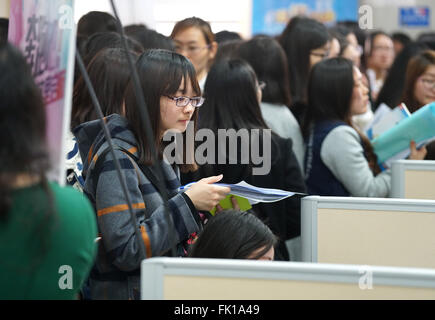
[235,35,305,170]
[319,125,390,197]
[302,58,426,198]
[260,101,304,169]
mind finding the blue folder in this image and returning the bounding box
[372,102,435,166]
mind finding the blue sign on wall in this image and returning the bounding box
[252,0,358,36]
[400,7,430,27]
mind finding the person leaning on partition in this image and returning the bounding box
[301,57,427,198]
[74,49,230,300]
[189,210,277,261]
[0,43,97,299]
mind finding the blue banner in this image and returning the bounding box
[252,0,358,36]
[400,7,430,27]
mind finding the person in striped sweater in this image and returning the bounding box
[75,49,229,300]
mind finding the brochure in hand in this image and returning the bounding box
[371,102,435,168]
[365,103,411,140]
[180,180,303,213]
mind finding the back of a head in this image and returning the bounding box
[236,35,291,106]
[201,58,267,131]
[392,32,412,46]
[215,30,242,44]
[124,24,148,35]
[189,210,277,260]
[0,44,49,214]
[304,57,354,136]
[214,39,243,62]
[417,32,435,44]
[72,48,138,129]
[0,18,8,45]
[375,41,428,109]
[417,32,435,51]
[126,27,175,52]
[82,31,144,67]
[279,16,329,105]
[77,11,118,38]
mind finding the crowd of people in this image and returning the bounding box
[1,10,435,299]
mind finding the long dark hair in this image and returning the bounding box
[303,57,380,174]
[77,11,117,38]
[0,44,52,219]
[197,59,276,180]
[279,16,329,106]
[200,59,268,131]
[81,31,144,67]
[123,49,199,172]
[188,210,277,259]
[125,25,175,51]
[72,48,138,129]
[0,44,56,272]
[236,35,292,107]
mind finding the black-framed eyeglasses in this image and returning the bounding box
[165,95,205,107]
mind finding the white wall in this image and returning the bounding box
[74,0,252,39]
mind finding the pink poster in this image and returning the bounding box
[8,0,75,184]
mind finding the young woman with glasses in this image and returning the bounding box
[171,17,218,92]
[74,49,229,299]
[401,50,435,160]
[402,50,435,112]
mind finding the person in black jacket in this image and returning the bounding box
[181,59,307,261]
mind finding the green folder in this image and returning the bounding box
[209,195,252,215]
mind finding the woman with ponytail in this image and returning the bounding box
[302,57,426,197]
[0,44,97,299]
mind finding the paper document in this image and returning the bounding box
[365,103,410,140]
[180,180,303,205]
